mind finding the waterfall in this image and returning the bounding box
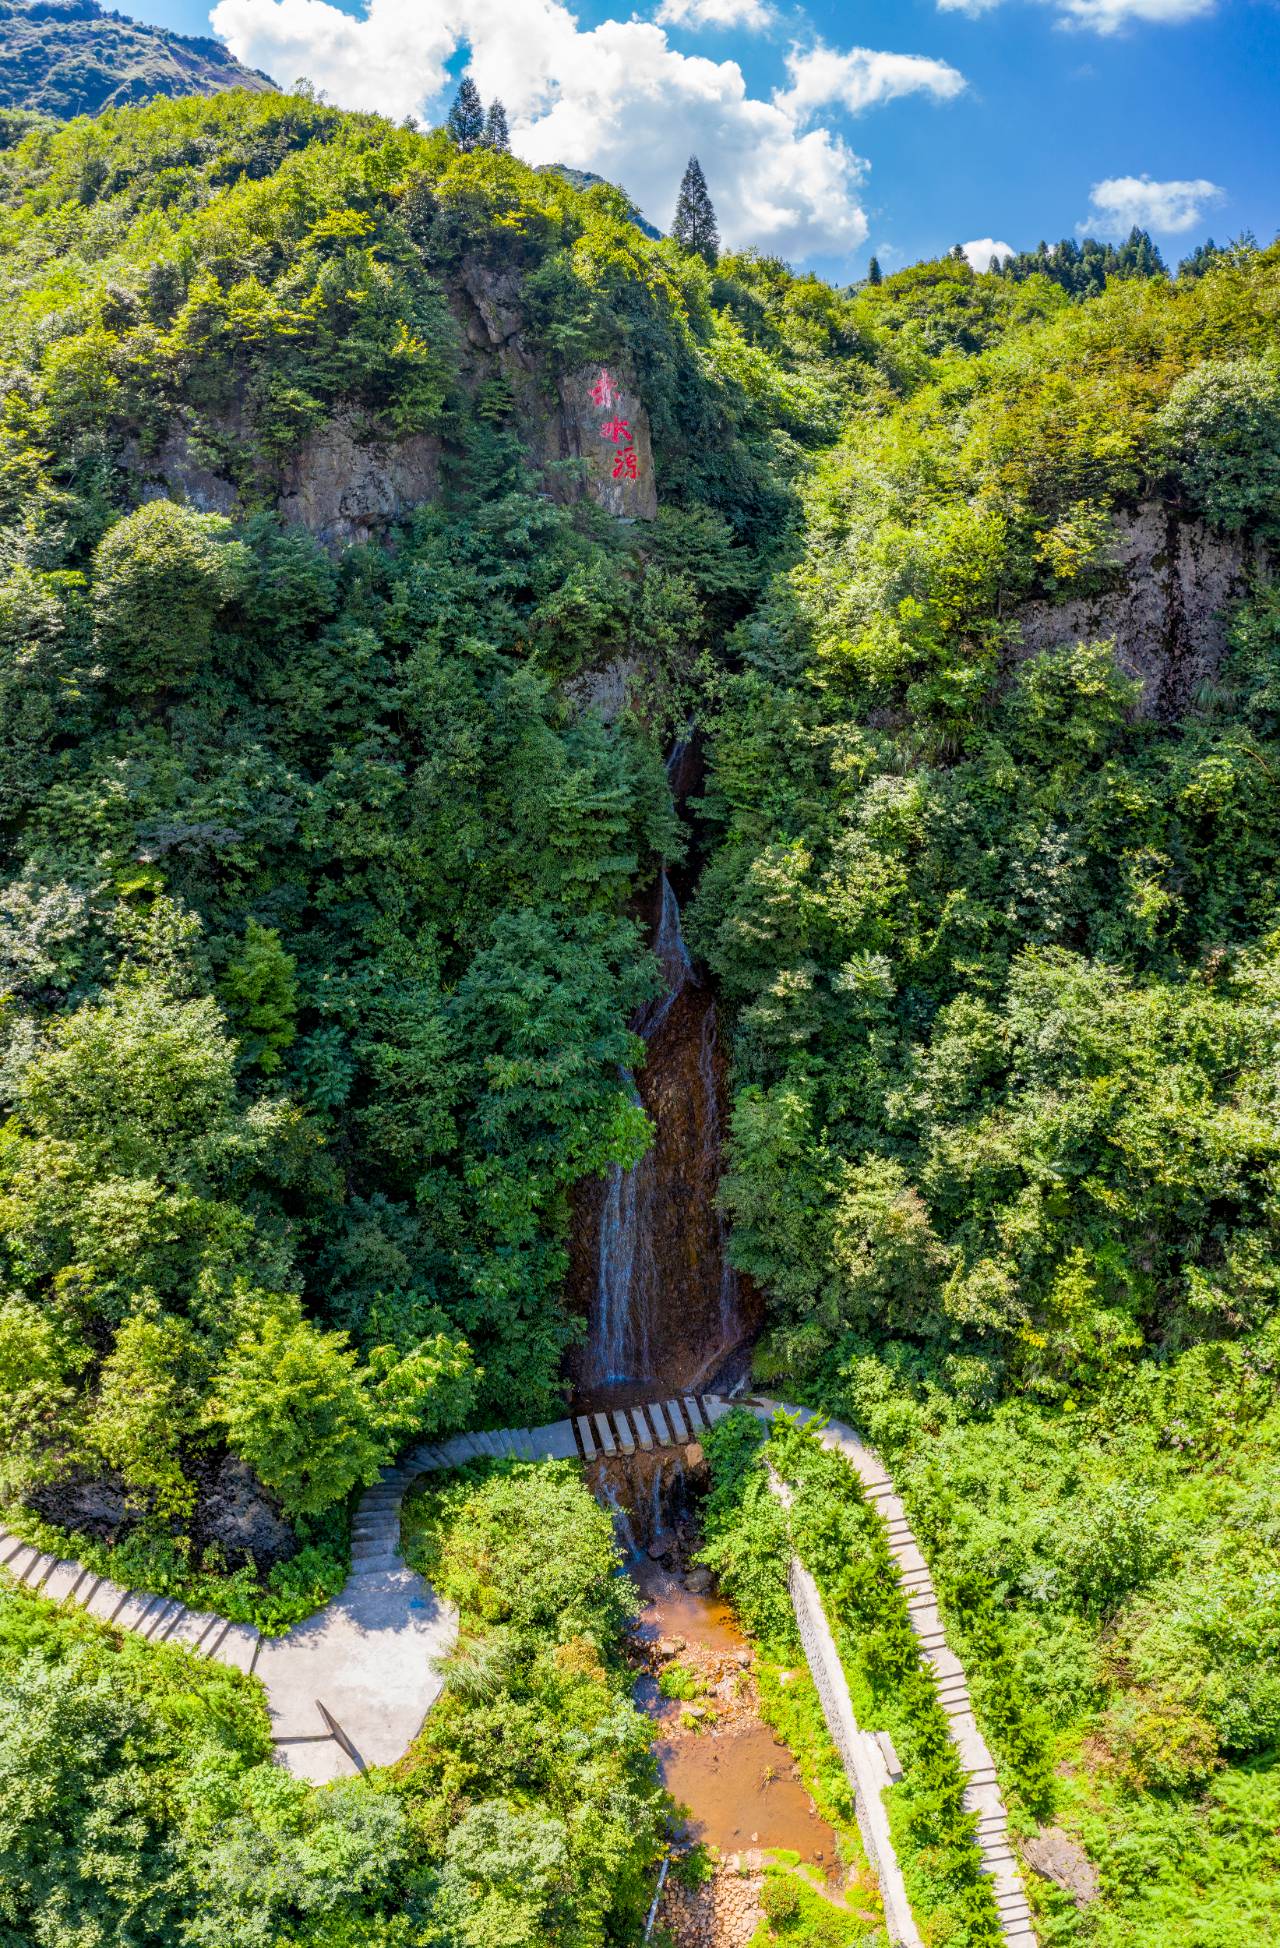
[595,1078,655,1385]
[635,871,692,1040]
[577,824,754,1395]
[597,1469,640,1558]
[698,1002,740,1344]
[590,870,688,1387]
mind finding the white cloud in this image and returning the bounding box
[655,0,775,31]
[1081,173,1225,235]
[210,0,966,261]
[962,236,1014,269]
[779,42,966,118]
[938,0,1213,28]
[1055,0,1214,27]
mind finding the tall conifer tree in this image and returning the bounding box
[447,78,484,152]
[671,156,719,266]
[867,255,882,285]
[482,100,510,151]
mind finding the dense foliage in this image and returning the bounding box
[703,1409,1007,1946]
[2,76,1279,1948]
[0,1462,657,1947]
[688,232,1280,1943]
[399,1460,666,1947]
[0,89,767,1589]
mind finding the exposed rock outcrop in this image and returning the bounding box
[563,652,643,725]
[278,415,443,550]
[134,260,658,550]
[1023,1825,1100,1907]
[191,1453,297,1570]
[1014,502,1266,718]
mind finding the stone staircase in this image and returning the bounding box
[0,1387,1041,1944]
[737,1397,1037,1948]
[570,1393,716,1458]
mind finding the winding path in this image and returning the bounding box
[0,1393,1035,1943]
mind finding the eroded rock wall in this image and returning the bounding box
[1014,502,1266,718]
[134,257,657,549]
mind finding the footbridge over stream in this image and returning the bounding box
[0,1393,1035,1947]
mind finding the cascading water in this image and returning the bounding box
[698,1002,740,1347]
[574,846,758,1399]
[594,1078,655,1385]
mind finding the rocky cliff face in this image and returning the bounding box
[452,259,656,521]
[136,258,657,550]
[1014,503,1265,718]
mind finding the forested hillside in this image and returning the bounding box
[0,0,273,120]
[0,84,1277,1947]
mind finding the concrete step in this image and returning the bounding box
[40,1560,89,1603]
[141,1599,187,1641]
[351,1546,400,1570]
[208,1621,260,1673]
[624,1408,653,1450]
[665,1399,691,1442]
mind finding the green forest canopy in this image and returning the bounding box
[0,84,1278,1945]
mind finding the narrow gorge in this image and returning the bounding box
[569,744,759,1408]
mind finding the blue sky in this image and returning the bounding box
[130,0,1279,279]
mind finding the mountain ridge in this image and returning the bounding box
[0,0,275,118]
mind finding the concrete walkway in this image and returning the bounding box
[0,1386,1036,1946]
[737,1396,1037,1948]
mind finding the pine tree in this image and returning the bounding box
[447,77,484,153]
[482,99,510,152]
[867,255,882,286]
[671,156,719,267]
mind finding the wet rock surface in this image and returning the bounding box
[569,872,761,1399]
[659,1860,767,1948]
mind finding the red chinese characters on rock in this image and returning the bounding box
[591,368,640,485]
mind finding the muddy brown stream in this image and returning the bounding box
[629,1556,839,1870]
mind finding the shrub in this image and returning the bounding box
[1155,355,1280,533]
[92,500,250,693]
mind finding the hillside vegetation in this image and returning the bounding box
[0,0,273,120]
[0,85,1277,1947]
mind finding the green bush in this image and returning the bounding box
[1155,355,1280,532]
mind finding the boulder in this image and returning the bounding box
[1023,1825,1101,1907]
[192,1454,297,1571]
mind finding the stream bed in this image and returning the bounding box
[594,1449,876,1947]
